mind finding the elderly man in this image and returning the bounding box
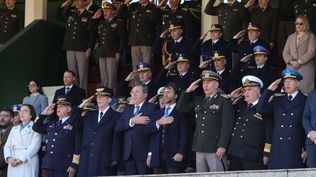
[228,75,272,170]
[177,70,234,172]
[115,84,157,175]
[257,69,306,169]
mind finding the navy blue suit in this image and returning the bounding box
[302,89,316,167]
[257,89,306,169]
[77,108,122,177]
[32,108,82,177]
[115,102,157,175]
[53,85,86,106]
[146,106,190,172]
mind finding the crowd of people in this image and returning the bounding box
[1,0,316,177]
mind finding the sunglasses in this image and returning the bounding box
[295,22,304,26]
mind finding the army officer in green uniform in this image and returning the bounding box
[177,70,234,172]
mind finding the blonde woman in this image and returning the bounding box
[283,15,316,94]
[4,104,41,177]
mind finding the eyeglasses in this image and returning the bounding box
[28,84,37,87]
[295,22,304,26]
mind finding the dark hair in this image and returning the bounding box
[21,104,37,121]
[64,70,76,77]
[164,82,181,95]
[28,80,44,95]
[0,108,14,117]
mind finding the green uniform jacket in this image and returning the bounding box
[177,91,235,153]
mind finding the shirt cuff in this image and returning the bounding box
[129,118,135,127]
[156,121,160,129]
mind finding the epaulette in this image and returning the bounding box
[220,93,230,99]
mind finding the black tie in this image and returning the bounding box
[58,120,62,126]
[99,112,104,122]
[247,103,253,109]
[288,95,293,101]
[65,87,70,95]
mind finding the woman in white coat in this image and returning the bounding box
[4,104,41,177]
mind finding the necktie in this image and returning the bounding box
[247,103,253,109]
[134,106,140,116]
[288,95,293,101]
[65,87,70,95]
[58,120,62,126]
[164,106,170,117]
[99,112,104,122]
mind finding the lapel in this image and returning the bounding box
[20,121,33,135]
[204,92,219,109]
[55,118,71,132]
[297,33,310,48]
[96,108,112,129]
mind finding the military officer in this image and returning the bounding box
[90,1,127,91]
[204,0,249,41]
[257,69,307,169]
[58,0,94,90]
[32,96,92,177]
[228,75,272,170]
[155,54,194,92]
[77,87,122,177]
[120,61,157,99]
[177,70,235,172]
[231,45,278,90]
[191,24,231,70]
[116,0,160,69]
[230,23,270,67]
[0,0,24,46]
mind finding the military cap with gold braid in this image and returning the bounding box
[118,97,128,105]
[176,54,190,63]
[201,70,222,81]
[136,61,151,72]
[56,96,72,106]
[209,24,222,31]
[282,68,303,81]
[168,23,182,31]
[242,75,264,88]
[157,87,165,96]
[247,22,261,31]
[95,87,114,97]
[212,51,225,61]
[253,45,270,55]
[101,0,116,10]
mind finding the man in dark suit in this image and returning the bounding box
[115,84,157,175]
[53,70,86,107]
[0,0,24,46]
[204,0,249,41]
[228,75,272,170]
[32,96,91,177]
[146,83,190,174]
[77,87,122,177]
[177,70,235,172]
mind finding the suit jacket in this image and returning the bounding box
[32,108,83,171]
[115,102,157,161]
[283,32,316,94]
[77,108,122,177]
[146,106,190,168]
[177,92,234,152]
[204,0,249,40]
[303,89,316,144]
[257,89,306,169]
[53,85,86,106]
[23,94,49,115]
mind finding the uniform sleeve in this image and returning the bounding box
[178,112,190,156]
[118,19,127,55]
[302,93,314,135]
[217,98,234,149]
[70,122,82,169]
[176,92,195,114]
[263,114,273,156]
[256,88,275,114]
[204,0,218,16]
[32,114,52,134]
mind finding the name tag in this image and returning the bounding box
[253,113,263,120]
